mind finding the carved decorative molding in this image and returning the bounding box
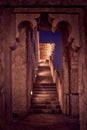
[0,0,87,6]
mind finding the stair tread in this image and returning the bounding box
[31,96,58,101]
[31,102,59,104]
[33,90,57,92]
[30,62,61,114]
[34,83,56,86]
[33,91,57,93]
[32,95,58,98]
[29,109,62,114]
[31,103,59,106]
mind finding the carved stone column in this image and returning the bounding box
[69,38,80,117]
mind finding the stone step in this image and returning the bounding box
[31,103,60,108]
[33,90,57,93]
[34,87,56,89]
[32,94,57,98]
[31,98,59,102]
[34,83,56,86]
[31,98,59,105]
[30,63,61,114]
[31,100,59,105]
[31,96,58,100]
[38,66,50,69]
[30,108,62,114]
[33,88,56,91]
[31,106,60,110]
[33,91,57,94]
[33,87,56,90]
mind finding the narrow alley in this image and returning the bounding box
[12,61,79,130]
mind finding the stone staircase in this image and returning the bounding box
[30,61,61,114]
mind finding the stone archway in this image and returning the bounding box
[55,21,72,115]
[0,5,87,130]
[28,12,80,117]
[10,10,81,118]
[54,20,80,117]
[12,20,37,115]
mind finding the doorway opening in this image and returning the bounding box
[39,31,61,71]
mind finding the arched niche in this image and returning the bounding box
[56,21,72,55]
[51,13,80,50]
[15,14,40,38]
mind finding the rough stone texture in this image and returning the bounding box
[62,56,69,114]
[12,114,79,130]
[70,69,78,92]
[0,9,5,130]
[56,71,63,113]
[70,69,79,117]
[0,8,16,130]
[79,50,87,130]
[71,95,79,117]
[27,31,39,111]
[78,10,87,130]
[0,4,87,130]
[12,24,39,114]
[70,50,79,117]
[12,28,27,113]
[58,12,80,116]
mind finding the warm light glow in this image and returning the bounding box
[38,71,50,76]
[39,60,45,62]
[39,43,55,61]
[30,91,33,95]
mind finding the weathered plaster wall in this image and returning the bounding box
[70,50,79,117]
[51,13,80,116]
[12,13,39,113]
[0,9,6,130]
[78,10,87,130]
[0,8,16,130]
[12,28,27,113]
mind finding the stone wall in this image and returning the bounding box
[0,9,5,130]
[70,50,79,117]
[62,55,70,115]
[12,23,39,114]
[51,12,80,116]
[0,5,87,130]
[12,28,27,113]
[0,8,16,130]
[62,43,80,117]
[78,9,87,130]
[27,31,39,109]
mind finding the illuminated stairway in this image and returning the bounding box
[30,61,61,113]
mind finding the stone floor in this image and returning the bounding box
[12,61,80,130]
[12,114,80,130]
